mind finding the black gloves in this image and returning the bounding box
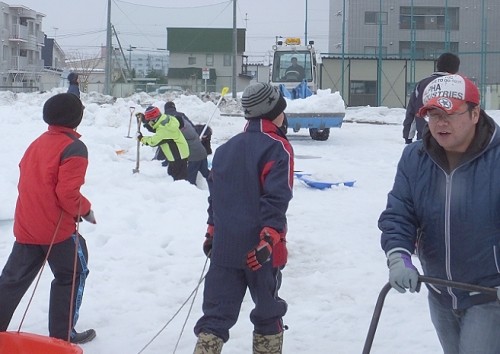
[405,138,413,144]
[203,225,214,257]
[82,210,96,224]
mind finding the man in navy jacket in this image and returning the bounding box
[194,83,294,354]
[380,74,500,353]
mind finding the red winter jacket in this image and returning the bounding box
[14,126,92,245]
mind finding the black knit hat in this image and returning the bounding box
[241,83,287,120]
[436,52,460,74]
[165,101,176,110]
[67,72,78,83]
[43,93,84,128]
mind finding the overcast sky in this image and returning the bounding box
[16,0,330,60]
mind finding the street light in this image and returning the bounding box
[127,45,137,77]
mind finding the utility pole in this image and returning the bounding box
[127,45,136,78]
[304,0,308,44]
[232,0,237,98]
[104,0,112,95]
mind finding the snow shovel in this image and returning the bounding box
[362,275,499,354]
[199,86,229,139]
[126,106,135,138]
[133,113,141,173]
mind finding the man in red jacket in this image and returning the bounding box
[0,93,96,344]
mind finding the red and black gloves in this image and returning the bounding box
[203,224,214,257]
[246,227,281,271]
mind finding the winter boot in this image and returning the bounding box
[253,332,283,354]
[193,332,224,354]
[70,329,96,344]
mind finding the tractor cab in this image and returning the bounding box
[270,37,318,93]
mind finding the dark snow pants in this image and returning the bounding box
[167,158,188,181]
[187,159,210,185]
[194,262,287,342]
[0,235,89,340]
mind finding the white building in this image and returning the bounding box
[0,3,45,91]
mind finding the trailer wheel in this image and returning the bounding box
[279,115,289,136]
[309,128,330,141]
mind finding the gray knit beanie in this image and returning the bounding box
[241,83,287,120]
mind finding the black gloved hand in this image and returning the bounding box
[137,132,143,141]
[82,210,96,224]
[135,112,145,122]
[203,225,214,257]
[405,138,413,144]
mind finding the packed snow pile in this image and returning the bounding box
[285,88,346,114]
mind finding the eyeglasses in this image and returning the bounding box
[425,109,470,122]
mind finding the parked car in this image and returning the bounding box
[156,85,183,94]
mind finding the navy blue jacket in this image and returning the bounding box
[67,83,80,98]
[380,111,500,310]
[403,72,449,140]
[208,119,294,268]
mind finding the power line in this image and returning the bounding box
[114,0,231,10]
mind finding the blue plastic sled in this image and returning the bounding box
[294,173,356,190]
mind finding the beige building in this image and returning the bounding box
[327,0,500,108]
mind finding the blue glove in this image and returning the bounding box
[387,251,419,293]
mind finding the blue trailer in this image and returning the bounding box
[270,38,345,141]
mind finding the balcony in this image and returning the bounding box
[10,56,44,72]
[10,24,28,42]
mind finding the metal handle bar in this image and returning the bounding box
[362,276,498,354]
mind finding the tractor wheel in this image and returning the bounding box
[279,115,289,136]
[309,128,330,141]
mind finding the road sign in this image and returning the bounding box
[202,68,210,80]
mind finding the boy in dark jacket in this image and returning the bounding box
[0,93,96,344]
[402,53,460,143]
[193,83,294,354]
[67,72,81,98]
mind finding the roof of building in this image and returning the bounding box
[167,27,245,53]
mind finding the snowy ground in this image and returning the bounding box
[0,89,499,353]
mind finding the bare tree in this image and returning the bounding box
[65,51,105,93]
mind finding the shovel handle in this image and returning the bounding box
[419,276,498,297]
[362,276,498,354]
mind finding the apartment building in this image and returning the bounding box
[327,0,500,106]
[0,3,46,90]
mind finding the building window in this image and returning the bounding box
[350,80,377,106]
[399,41,459,59]
[365,12,388,25]
[350,81,377,95]
[400,7,459,30]
[188,56,196,65]
[364,46,387,56]
[206,54,214,66]
[223,54,232,66]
